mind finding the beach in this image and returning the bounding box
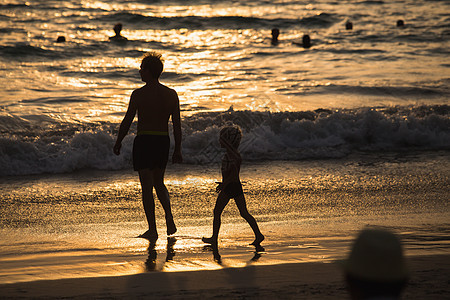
[1,154,449,298]
[1,0,449,298]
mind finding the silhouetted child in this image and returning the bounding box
[202,125,264,248]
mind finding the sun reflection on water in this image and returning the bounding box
[81,1,148,12]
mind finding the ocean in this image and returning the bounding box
[0,0,449,284]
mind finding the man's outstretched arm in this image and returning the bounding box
[171,92,182,163]
[113,93,137,155]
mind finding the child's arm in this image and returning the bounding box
[171,91,182,163]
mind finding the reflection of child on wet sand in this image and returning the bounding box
[202,125,264,248]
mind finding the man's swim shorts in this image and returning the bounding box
[133,134,170,171]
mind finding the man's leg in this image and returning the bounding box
[152,167,177,235]
[138,169,158,239]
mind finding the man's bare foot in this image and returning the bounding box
[166,219,177,236]
[139,230,158,241]
[202,237,217,245]
[254,244,265,253]
[250,234,265,246]
[213,251,222,264]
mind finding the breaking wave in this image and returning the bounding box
[1,105,448,176]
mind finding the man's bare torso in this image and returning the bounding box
[132,83,178,133]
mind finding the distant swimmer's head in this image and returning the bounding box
[272,28,280,39]
[346,21,353,30]
[110,23,128,41]
[271,28,280,45]
[56,36,66,43]
[113,23,123,35]
[302,34,311,48]
[396,20,405,27]
[219,125,242,149]
[140,52,164,81]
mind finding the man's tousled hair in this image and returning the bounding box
[141,51,164,78]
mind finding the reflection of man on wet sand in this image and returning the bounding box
[145,237,176,271]
[114,52,182,241]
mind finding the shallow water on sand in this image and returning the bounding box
[0,152,448,284]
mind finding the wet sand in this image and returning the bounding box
[1,255,449,299]
[1,154,449,297]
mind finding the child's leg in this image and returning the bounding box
[234,195,264,245]
[203,191,231,244]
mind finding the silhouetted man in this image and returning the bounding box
[114,52,182,241]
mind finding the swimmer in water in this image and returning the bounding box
[109,23,128,41]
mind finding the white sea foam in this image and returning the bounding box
[0,105,448,176]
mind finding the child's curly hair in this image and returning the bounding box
[219,125,242,149]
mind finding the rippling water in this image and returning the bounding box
[0,0,449,176]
